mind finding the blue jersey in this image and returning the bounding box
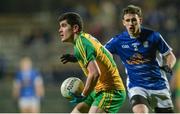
[105,27,172,90]
[15,69,41,97]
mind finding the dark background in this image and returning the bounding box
[0,0,179,112]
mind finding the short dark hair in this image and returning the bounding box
[122,5,142,19]
[58,12,83,31]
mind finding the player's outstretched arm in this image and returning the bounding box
[160,51,176,75]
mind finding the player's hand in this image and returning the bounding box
[160,65,173,75]
[37,96,44,104]
[60,54,77,64]
[69,92,86,104]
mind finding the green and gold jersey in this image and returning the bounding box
[174,59,180,89]
[74,32,125,92]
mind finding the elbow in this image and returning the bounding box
[97,68,101,78]
[92,70,101,81]
[166,52,176,68]
[171,53,176,68]
[96,71,101,79]
[174,55,176,64]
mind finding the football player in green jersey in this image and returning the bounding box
[58,12,126,113]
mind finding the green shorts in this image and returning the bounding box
[84,90,126,113]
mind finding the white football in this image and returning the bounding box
[60,77,84,100]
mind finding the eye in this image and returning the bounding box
[61,23,67,27]
[131,18,137,22]
[125,19,130,22]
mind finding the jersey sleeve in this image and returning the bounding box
[155,32,172,56]
[35,76,43,85]
[75,37,96,67]
[104,38,116,54]
[33,70,43,85]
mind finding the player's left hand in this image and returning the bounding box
[60,54,77,64]
[69,92,86,104]
[160,65,173,75]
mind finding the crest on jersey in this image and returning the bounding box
[132,43,139,51]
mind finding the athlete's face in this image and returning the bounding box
[58,20,74,42]
[20,57,32,71]
[122,13,142,37]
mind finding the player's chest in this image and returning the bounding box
[117,39,154,54]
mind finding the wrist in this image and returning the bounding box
[81,93,86,97]
[164,65,172,69]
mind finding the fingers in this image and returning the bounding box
[160,65,173,75]
[60,54,77,63]
[69,99,77,105]
[60,54,69,59]
[62,60,68,64]
[60,54,70,64]
[60,57,69,64]
[69,91,76,97]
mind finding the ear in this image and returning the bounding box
[72,25,79,33]
[122,19,126,26]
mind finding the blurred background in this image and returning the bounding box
[0,0,179,113]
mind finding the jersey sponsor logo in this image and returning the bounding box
[126,53,150,64]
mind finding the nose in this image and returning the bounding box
[129,20,133,25]
[58,27,62,33]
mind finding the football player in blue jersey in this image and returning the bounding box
[104,5,176,113]
[12,57,45,113]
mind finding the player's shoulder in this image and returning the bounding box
[31,69,40,75]
[79,32,95,42]
[111,31,128,41]
[106,31,128,46]
[142,27,160,36]
[140,27,162,42]
[76,32,90,45]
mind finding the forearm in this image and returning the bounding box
[82,73,99,96]
[36,85,45,97]
[12,81,20,99]
[82,60,101,96]
[165,52,176,69]
[13,91,19,98]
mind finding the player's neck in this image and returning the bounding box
[130,28,141,38]
[73,33,81,44]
